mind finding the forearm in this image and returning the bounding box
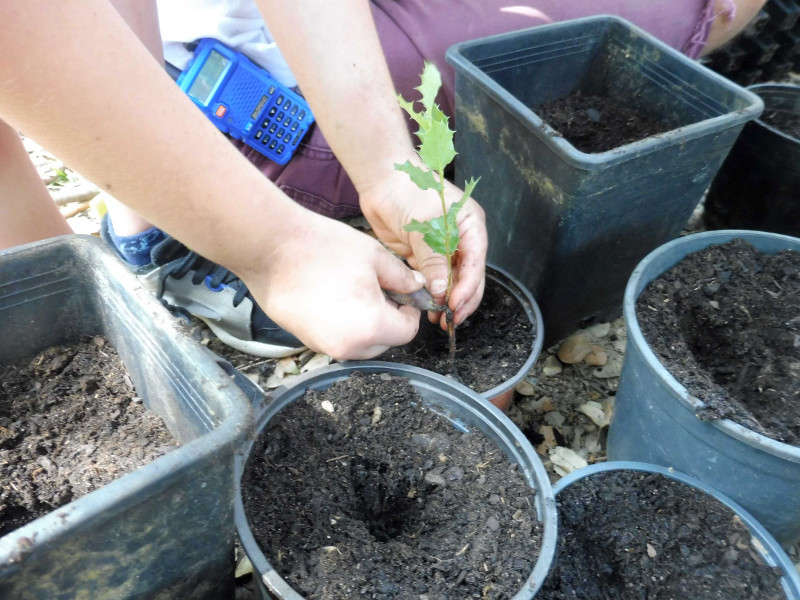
[255,0,417,193]
[0,1,303,281]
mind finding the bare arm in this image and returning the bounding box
[256,0,488,325]
[0,1,424,358]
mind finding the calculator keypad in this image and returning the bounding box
[251,90,311,164]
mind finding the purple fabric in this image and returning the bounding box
[238,0,719,220]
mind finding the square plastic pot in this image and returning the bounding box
[0,235,252,600]
[446,15,763,345]
[606,230,800,548]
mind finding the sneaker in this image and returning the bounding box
[101,216,306,358]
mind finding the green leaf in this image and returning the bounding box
[417,117,456,173]
[416,62,442,113]
[459,177,480,206]
[405,216,449,256]
[395,161,441,192]
[397,94,427,132]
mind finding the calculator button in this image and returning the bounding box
[298,110,306,120]
[268,85,276,95]
[276,145,285,155]
[276,112,284,121]
[290,106,298,116]
[293,130,304,145]
[277,128,285,138]
[276,95,284,105]
[268,106,277,117]
[268,123,277,134]
[283,134,292,143]
[283,118,291,127]
[268,139,278,149]
[284,101,292,111]
[214,105,228,118]
[290,122,298,132]
[254,130,263,140]
[261,136,270,145]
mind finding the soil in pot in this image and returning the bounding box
[377,277,534,394]
[534,92,672,153]
[241,371,543,599]
[539,470,787,599]
[0,336,180,537]
[636,238,800,446]
[762,109,800,138]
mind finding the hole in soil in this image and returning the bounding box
[350,456,423,542]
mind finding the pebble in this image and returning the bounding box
[515,379,537,396]
[584,345,608,366]
[557,334,592,364]
[586,322,611,339]
[544,410,566,428]
[486,515,500,532]
[593,357,623,379]
[542,355,563,376]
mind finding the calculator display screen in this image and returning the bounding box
[187,50,230,105]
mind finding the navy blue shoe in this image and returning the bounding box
[101,216,305,358]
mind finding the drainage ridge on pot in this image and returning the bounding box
[704,83,800,237]
[606,229,800,547]
[234,362,557,600]
[552,462,800,598]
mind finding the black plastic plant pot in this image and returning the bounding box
[704,83,800,237]
[606,230,800,547]
[551,462,800,597]
[0,235,252,599]
[234,362,558,600]
[446,15,763,346]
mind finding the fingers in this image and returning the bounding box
[374,248,427,294]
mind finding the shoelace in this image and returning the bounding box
[157,249,250,307]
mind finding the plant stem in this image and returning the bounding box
[437,169,457,366]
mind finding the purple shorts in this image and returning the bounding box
[236,0,727,220]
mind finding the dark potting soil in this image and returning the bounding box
[636,239,800,446]
[539,470,786,600]
[242,371,543,599]
[535,92,672,153]
[0,336,180,537]
[762,109,800,139]
[377,277,534,393]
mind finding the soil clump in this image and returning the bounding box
[0,336,179,537]
[637,239,800,446]
[539,469,786,599]
[535,92,671,153]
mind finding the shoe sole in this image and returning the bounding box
[200,317,306,359]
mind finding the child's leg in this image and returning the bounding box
[0,120,72,250]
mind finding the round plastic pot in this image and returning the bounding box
[481,264,544,412]
[234,362,557,600]
[552,462,800,597]
[606,230,800,547]
[704,83,800,237]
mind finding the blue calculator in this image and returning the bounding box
[177,38,314,165]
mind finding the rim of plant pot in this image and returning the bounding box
[234,362,557,600]
[553,462,800,597]
[621,229,800,464]
[481,263,544,410]
[446,15,764,171]
[749,82,800,142]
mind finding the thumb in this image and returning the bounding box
[416,251,450,306]
[375,250,427,295]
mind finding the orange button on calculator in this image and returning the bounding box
[214,105,228,118]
